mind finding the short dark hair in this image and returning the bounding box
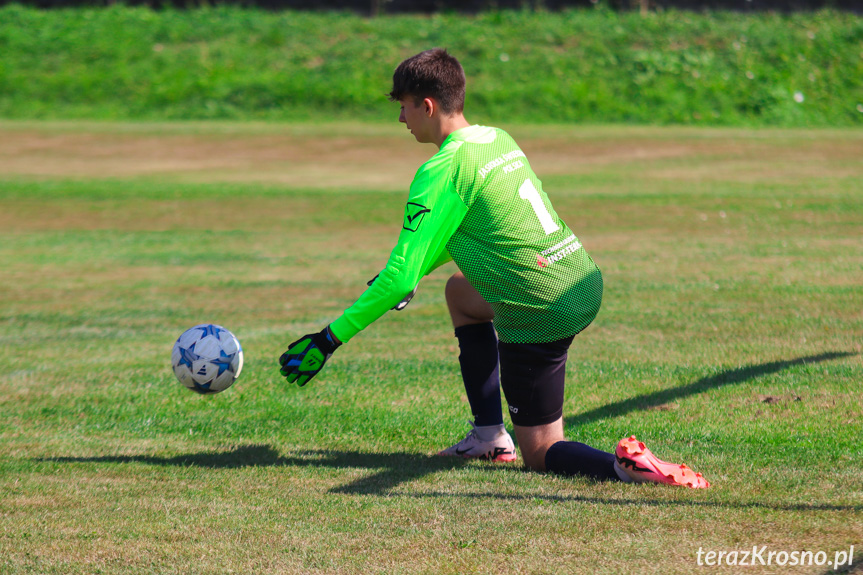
[388,48,466,115]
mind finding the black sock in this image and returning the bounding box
[454,322,503,427]
[544,441,621,481]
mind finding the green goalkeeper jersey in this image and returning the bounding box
[329,125,602,344]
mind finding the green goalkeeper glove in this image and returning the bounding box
[367,274,418,311]
[279,326,341,387]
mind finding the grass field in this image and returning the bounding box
[1,120,861,574]
[2,6,861,126]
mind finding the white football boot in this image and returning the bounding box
[437,421,517,462]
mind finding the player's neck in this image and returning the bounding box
[434,114,471,148]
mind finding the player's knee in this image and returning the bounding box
[522,455,545,472]
[515,430,554,472]
[445,273,493,323]
[513,420,564,474]
[521,445,549,473]
[444,273,467,306]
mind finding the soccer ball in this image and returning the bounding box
[171,324,243,394]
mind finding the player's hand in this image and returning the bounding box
[279,326,341,387]
[367,274,418,311]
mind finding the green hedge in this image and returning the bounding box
[0,4,860,125]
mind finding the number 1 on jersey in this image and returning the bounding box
[518,179,560,235]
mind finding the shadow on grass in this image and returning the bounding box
[44,446,472,495]
[565,351,856,428]
[44,444,863,513]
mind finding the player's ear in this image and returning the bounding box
[422,97,435,117]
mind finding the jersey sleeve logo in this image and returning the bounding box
[403,202,431,232]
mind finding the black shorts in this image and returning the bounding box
[498,335,575,427]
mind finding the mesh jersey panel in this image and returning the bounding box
[446,126,602,343]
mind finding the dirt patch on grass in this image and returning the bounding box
[0,126,428,190]
[3,123,860,189]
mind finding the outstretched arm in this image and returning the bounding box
[279,154,467,387]
[328,169,466,344]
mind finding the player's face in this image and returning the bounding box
[399,98,431,143]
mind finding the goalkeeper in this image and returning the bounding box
[280,49,709,488]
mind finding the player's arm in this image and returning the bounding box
[279,157,467,386]
[366,247,451,311]
[428,246,454,271]
[328,170,467,343]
